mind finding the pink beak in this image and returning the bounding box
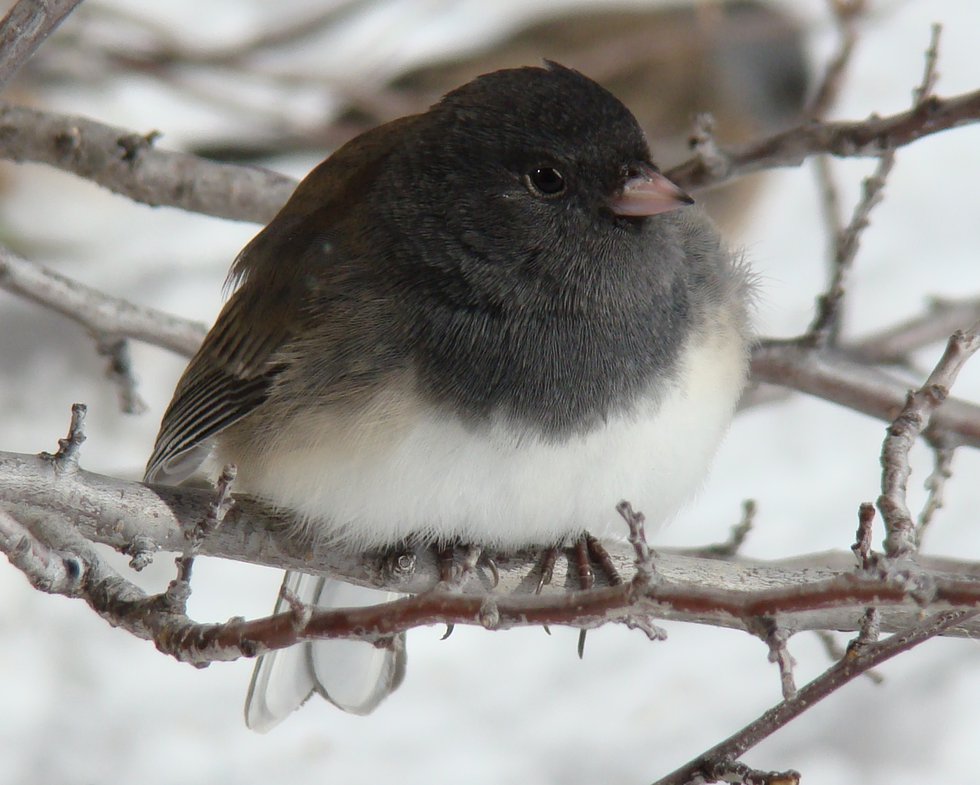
[608,163,694,217]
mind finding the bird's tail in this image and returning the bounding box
[244,571,406,732]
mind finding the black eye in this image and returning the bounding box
[525,167,566,197]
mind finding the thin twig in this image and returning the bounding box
[694,500,756,559]
[749,618,798,700]
[805,0,866,119]
[916,443,954,547]
[849,296,980,365]
[913,24,943,107]
[807,150,896,344]
[618,501,656,585]
[813,629,885,685]
[39,401,86,471]
[665,87,980,192]
[851,502,876,571]
[95,336,148,415]
[0,0,84,86]
[809,19,938,348]
[879,326,980,558]
[0,244,206,358]
[651,609,978,785]
[813,155,844,257]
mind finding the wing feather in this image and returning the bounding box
[143,285,292,484]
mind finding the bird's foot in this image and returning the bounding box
[433,541,499,640]
[533,533,623,656]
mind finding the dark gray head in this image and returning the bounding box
[365,64,710,434]
[376,63,693,312]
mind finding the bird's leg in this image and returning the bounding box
[573,538,594,658]
[575,533,624,657]
[434,542,500,639]
[585,534,623,587]
[436,542,458,586]
[535,546,559,594]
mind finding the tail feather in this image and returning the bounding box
[244,571,405,732]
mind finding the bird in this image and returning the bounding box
[144,62,753,731]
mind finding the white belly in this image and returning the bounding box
[216,325,748,550]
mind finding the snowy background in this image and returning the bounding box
[2,1,980,783]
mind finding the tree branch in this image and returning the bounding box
[878,326,980,557]
[848,296,980,364]
[0,243,207,357]
[653,607,978,785]
[2,88,979,226]
[0,0,83,86]
[750,340,980,449]
[5,439,980,667]
[665,88,980,192]
[0,102,294,223]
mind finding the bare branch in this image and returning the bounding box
[879,327,980,558]
[0,103,293,224]
[805,0,866,119]
[0,508,82,594]
[665,88,980,193]
[916,443,954,547]
[807,151,896,344]
[5,443,980,655]
[95,336,148,415]
[652,608,978,785]
[0,243,206,357]
[750,340,980,449]
[0,0,83,86]
[849,296,980,364]
[2,88,979,228]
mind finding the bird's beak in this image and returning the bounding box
[608,162,694,217]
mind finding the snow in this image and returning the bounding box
[2,1,980,783]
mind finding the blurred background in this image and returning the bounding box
[1,1,979,783]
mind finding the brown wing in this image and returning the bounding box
[143,284,292,484]
[144,115,421,485]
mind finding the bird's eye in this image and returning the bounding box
[525,167,566,197]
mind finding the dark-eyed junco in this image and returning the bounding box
[145,63,752,731]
